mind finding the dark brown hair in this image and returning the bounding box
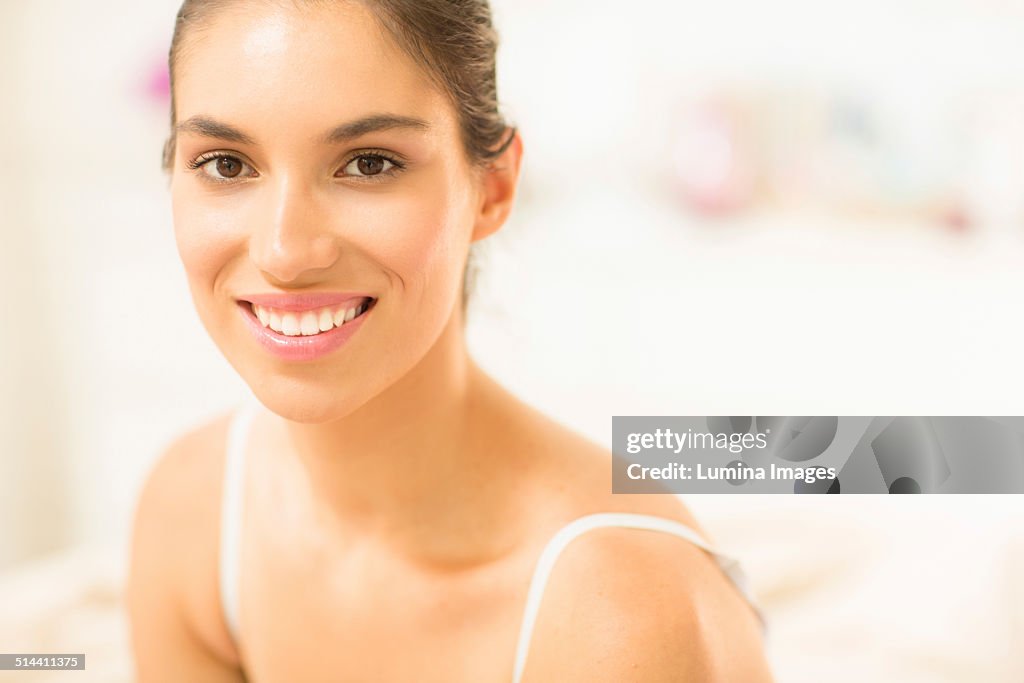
[162,0,516,315]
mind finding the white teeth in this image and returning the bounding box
[299,312,320,336]
[281,313,301,336]
[252,298,373,336]
[318,309,334,332]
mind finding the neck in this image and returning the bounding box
[261,308,527,569]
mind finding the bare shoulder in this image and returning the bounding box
[126,409,245,681]
[519,510,773,682]
[502,406,772,680]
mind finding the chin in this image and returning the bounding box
[246,373,363,424]
[215,295,454,424]
[209,313,372,424]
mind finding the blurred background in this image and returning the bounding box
[1,0,1023,680]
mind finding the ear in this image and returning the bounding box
[471,130,524,242]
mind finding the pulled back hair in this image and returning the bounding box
[162,0,516,315]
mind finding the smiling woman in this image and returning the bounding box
[126,1,773,682]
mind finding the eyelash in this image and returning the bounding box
[184,149,407,185]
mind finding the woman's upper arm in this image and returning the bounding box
[126,429,246,683]
[520,526,774,682]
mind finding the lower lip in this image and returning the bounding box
[237,301,372,362]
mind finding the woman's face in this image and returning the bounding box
[170,3,482,422]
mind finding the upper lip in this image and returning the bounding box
[238,292,374,312]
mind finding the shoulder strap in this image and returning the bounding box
[218,397,259,646]
[511,512,765,683]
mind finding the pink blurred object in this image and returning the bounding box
[959,91,1024,233]
[144,59,171,104]
[671,99,756,217]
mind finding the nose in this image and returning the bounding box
[249,175,341,284]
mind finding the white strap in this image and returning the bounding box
[218,398,259,645]
[511,512,763,683]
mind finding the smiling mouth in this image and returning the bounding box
[245,297,376,337]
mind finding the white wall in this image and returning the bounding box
[0,0,75,569]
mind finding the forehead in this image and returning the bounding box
[173,1,453,139]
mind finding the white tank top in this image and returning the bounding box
[219,398,766,681]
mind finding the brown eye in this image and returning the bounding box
[191,154,254,183]
[343,154,396,178]
[358,156,385,175]
[216,157,243,178]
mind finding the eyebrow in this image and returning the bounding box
[174,113,431,146]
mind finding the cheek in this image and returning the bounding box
[339,176,473,305]
[171,188,244,294]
